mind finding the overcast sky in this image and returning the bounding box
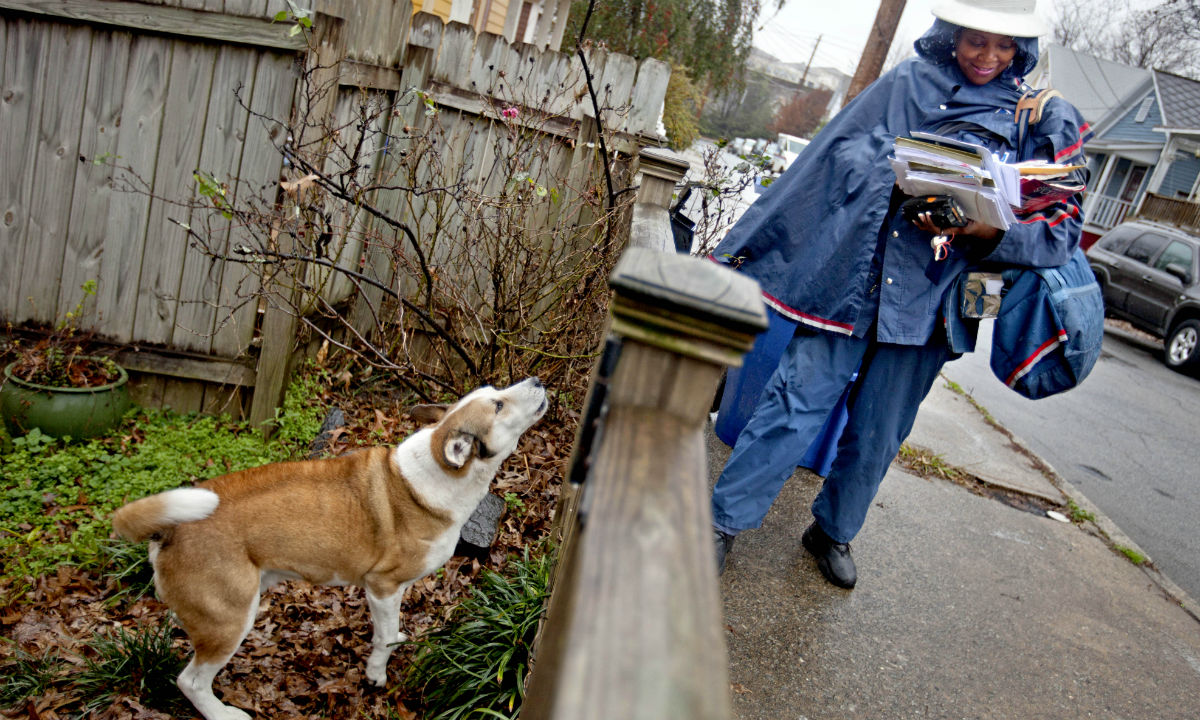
[752,0,1060,74]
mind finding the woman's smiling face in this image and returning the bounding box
[955,29,1017,85]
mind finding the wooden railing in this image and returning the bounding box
[1136,193,1200,233]
[522,149,768,719]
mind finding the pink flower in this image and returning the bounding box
[501,106,519,119]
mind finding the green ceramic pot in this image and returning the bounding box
[1,359,131,439]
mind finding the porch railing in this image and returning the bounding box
[1136,193,1200,234]
[1087,194,1135,231]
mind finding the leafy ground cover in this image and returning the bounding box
[0,361,569,718]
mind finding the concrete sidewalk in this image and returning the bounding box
[708,379,1200,720]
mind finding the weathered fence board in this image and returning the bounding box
[212,50,294,358]
[133,39,213,347]
[174,44,259,354]
[96,32,169,341]
[0,18,44,320]
[628,58,670,137]
[595,50,636,132]
[59,29,131,328]
[0,0,307,49]
[18,22,89,323]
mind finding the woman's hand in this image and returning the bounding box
[911,213,1003,260]
[912,213,1001,241]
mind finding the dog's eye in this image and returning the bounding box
[495,400,504,412]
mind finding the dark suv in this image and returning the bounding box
[1087,220,1200,372]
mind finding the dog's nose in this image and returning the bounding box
[530,377,543,388]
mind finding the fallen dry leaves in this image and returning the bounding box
[0,385,574,719]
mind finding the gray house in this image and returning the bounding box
[1028,45,1200,246]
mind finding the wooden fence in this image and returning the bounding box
[0,0,669,423]
[521,150,767,720]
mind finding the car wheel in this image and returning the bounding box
[1165,319,1200,370]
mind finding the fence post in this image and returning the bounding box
[524,242,767,719]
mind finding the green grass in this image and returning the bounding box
[0,369,327,600]
[73,616,189,715]
[92,536,157,607]
[403,547,554,720]
[941,376,998,424]
[1066,498,1097,524]
[0,639,62,711]
[942,378,966,395]
[898,443,966,482]
[1116,544,1147,566]
[2,617,189,715]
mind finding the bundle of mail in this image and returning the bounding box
[890,132,1085,230]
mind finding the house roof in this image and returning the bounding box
[1028,44,1152,126]
[1153,71,1200,130]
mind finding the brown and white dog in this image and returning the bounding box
[111,378,547,720]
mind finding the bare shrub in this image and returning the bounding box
[108,43,635,404]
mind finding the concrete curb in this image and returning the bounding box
[959,382,1200,625]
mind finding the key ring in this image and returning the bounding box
[931,234,952,261]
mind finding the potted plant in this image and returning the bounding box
[1,281,130,440]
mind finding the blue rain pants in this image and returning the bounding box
[711,325,952,543]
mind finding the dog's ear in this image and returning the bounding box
[435,399,498,469]
[442,431,476,469]
[407,404,448,425]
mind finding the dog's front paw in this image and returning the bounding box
[365,662,388,687]
[365,649,391,688]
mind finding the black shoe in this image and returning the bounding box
[714,529,736,575]
[801,521,857,589]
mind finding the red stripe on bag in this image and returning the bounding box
[1005,334,1065,388]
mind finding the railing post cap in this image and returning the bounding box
[609,247,768,335]
[637,147,690,182]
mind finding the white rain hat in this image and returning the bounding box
[931,0,1049,37]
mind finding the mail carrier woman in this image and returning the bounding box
[710,0,1091,587]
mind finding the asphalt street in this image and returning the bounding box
[941,323,1200,601]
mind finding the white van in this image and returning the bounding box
[775,133,810,172]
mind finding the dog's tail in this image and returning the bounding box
[111,488,219,542]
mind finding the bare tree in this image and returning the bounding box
[1053,0,1200,78]
[1155,0,1200,41]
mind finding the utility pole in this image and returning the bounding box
[843,0,907,107]
[799,34,822,87]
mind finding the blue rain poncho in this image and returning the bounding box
[713,20,1093,345]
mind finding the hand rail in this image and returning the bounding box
[522,148,767,720]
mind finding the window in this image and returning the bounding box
[1124,233,1171,264]
[1154,240,1195,275]
[1097,225,1140,254]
